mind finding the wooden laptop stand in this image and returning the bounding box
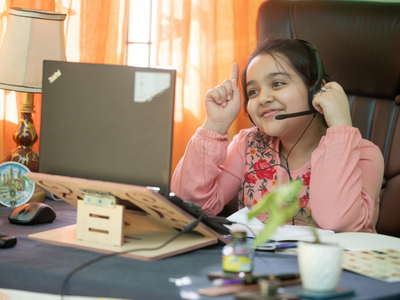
[26,173,229,261]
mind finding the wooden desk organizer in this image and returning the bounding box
[26,173,229,261]
[76,192,125,247]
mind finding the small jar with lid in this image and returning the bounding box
[222,231,254,277]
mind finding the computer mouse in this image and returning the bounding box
[8,202,56,225]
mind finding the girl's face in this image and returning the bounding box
[246,53,312,140]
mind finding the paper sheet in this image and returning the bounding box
[0,287,123,300]
[298,232,400,251]
[225,207,334,241]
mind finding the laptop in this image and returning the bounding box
[27,61,229,260]
[39,60,175,196]
[39,60,230,231]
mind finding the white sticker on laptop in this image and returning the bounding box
[134,72,171,102]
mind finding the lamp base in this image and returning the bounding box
[7,146,39,172]
[6,92,44,203]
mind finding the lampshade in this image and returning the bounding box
[0,8,67,93]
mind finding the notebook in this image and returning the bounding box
[39,60,175,195]
[226,207,334,240]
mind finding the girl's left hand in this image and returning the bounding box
[312,81,352,127]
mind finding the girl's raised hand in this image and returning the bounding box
[202,63,242,135]
[312,81,352,128]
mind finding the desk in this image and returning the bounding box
[1,200,400,300]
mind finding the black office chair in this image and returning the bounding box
[251,0,400,237]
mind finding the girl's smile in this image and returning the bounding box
[261,108,283,118]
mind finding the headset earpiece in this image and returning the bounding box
[297,39,324,111]
[274,39,323,120]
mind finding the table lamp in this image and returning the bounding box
[0,8,66,202]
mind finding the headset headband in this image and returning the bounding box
[296,39,323,109]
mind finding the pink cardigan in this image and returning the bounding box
[171,126,384,233]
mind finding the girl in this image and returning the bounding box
[171,37,384,233]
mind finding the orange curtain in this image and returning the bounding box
[0,0,265,174]
[0,0,127,163]
[156,0,265,173]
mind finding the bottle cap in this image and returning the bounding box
[231,231,247,239]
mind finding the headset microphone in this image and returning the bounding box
[275,40,323,121]
[275,109,316,120]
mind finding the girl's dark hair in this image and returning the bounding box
[241,37,331,126]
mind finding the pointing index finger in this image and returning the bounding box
[230,62,239,81]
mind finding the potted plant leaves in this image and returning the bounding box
[248,180,343,292]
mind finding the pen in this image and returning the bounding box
[255,241,298,250]
[212,273,300,286]
[274,242,298,249]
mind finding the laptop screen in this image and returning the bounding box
[39,60,176,195]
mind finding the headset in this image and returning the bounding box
[274,39,323,120]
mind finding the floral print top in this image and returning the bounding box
[241,130,314,226]
[171,126,384,232]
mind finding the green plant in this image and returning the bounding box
[247,180,321,247]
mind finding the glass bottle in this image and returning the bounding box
[222,231,254,277]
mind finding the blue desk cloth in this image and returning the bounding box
[1,200,400,300]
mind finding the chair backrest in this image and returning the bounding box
[257,0,400,237]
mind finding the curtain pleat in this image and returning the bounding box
[0,0,127,163]
[156,0,265,173]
